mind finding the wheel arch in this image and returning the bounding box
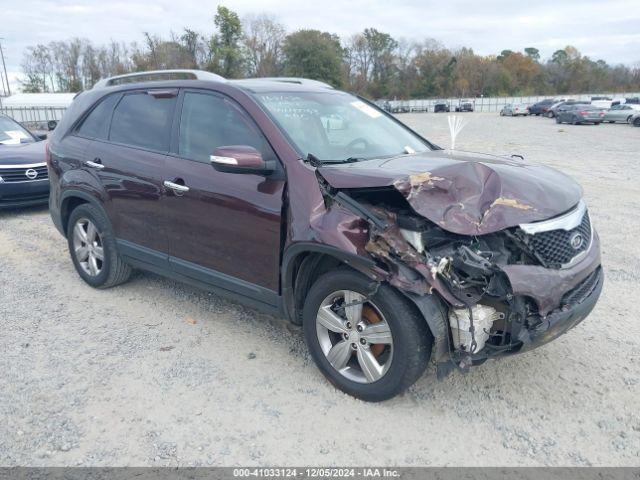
[59,189,107,238]
[281,243,383,325]
[280,243,448,356]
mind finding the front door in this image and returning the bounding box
[162,90,285,298]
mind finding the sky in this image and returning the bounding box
[1,0,640,93]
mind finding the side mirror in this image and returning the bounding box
[210,145,274,175]
[34,132,48,141]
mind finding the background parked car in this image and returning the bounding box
[546,100,590,118]
[528,99,555,115]
[0,114,49,208]
[434,102,450,113]
[455,100,474,112]
[500,103,529,116]
[602,104,640,123]
[555,105,604,125]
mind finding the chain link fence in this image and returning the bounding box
[2,92,640,128]
[381,93,640,113]
[0,106,67,129]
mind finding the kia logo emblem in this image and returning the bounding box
[25,168,38,180]
[569,233,584,250]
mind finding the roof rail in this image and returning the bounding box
[239,77,334,89]
[92,69,226,89]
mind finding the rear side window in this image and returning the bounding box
[110,92,176,151]
[76,94,119,140]
[178,92,272,163]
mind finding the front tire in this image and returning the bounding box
[303,269,434,402]
[67,204,132,288]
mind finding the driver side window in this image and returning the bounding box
[178,92,274,163]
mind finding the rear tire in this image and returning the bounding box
[67,204,132,289]
[547,111,555,118]
[633,117,640,127]
[303,269,434,402]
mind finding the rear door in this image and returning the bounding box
[559,105,573,122]
[605,105,621,121]
[617,105,633,122]
[90,89,177,259]
[162,89,285,297]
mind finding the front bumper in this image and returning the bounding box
[519,266,603,351]
[501,231,601,315]
[0,179,50,209]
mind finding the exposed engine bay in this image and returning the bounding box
[313,169,603,375]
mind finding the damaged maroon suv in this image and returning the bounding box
[48,70,603,401]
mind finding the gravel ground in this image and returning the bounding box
[1,113,639,467]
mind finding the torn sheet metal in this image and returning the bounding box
[318,150,582,235]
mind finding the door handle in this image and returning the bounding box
[85,159,104,170]
[163,180,190,193]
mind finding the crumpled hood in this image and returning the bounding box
[318,150,582,235]
[0,141,47,165]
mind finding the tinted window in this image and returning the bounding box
[76,94,119,140]
[110,92,176,151]
[178,92,271,163]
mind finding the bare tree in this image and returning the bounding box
[16,8,640,96]
[242,14,286,77]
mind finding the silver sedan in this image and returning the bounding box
[602,104,640,123]
[500,103,529,116]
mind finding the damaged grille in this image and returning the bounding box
[561,267,601,306]
[526,211,591,268]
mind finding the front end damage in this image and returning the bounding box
[311,160,603,376]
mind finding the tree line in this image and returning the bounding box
[20,6,640,98]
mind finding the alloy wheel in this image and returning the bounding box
[315,290,393,384]
[72,218,104,277]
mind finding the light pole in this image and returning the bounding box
[0,38,11,97]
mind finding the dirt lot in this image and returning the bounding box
[1,113,639,467]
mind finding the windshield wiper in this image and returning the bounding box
[305,153,365,166]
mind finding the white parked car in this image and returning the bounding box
[500,103,529,116]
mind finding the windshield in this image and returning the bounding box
[0,116,35,145]
[254,91,431,161]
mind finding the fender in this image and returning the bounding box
[281,242,385,324]
[55,188,108,237]
[60,167,107,203]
